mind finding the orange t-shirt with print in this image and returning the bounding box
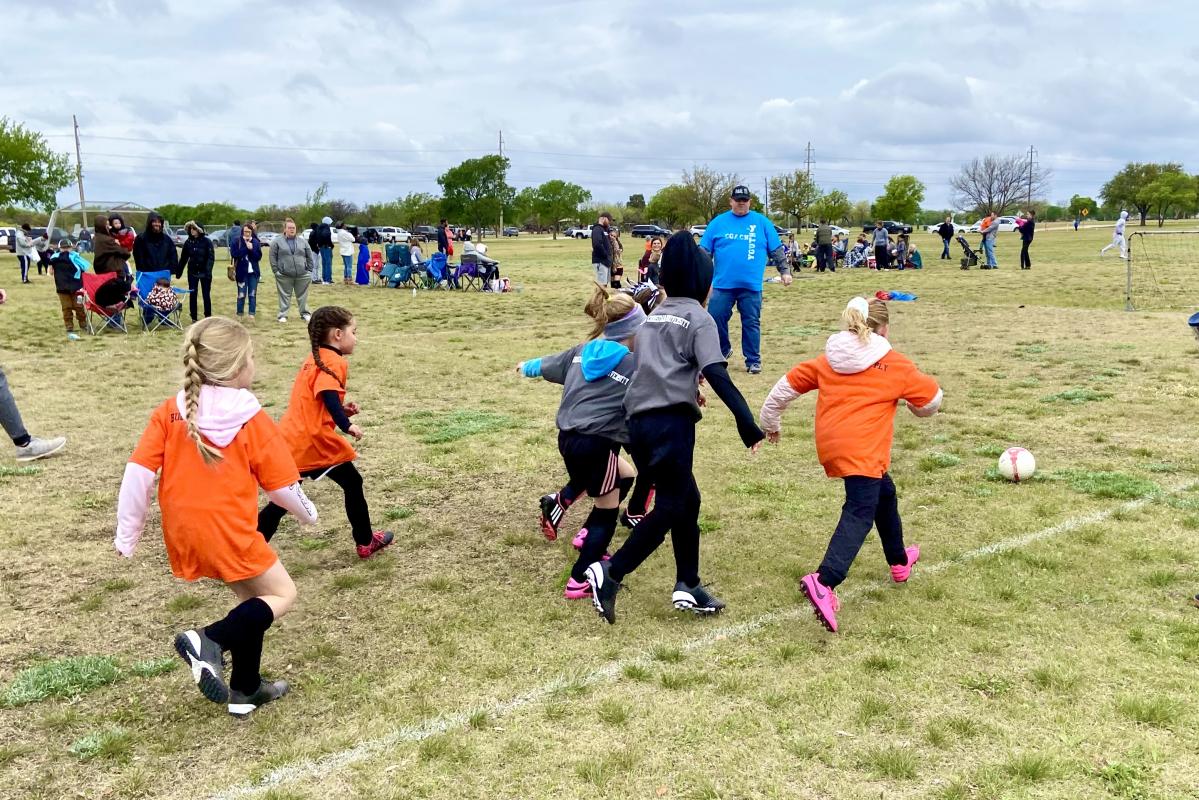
[786,350,940,479]
[279,347,357,472]
[129,399,299,582]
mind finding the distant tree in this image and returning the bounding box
[681,165,740,222]
[510,187,541,231]
[849,199,873,226]
[326,198,359,222]
[1067,194,1096,220]
[646,185,694,228]
[1040,204,1066,222]
[1137,171,1196,227]
[437,155,514,234]
[873,175,926,222]
[533,180,591,239]
[0,117,72,211]
[949,154,1050,215]
[1101,162,1184,226]
[768,170,821,228]
[811,189,851,224]
[396,192,441,230]
[627,193,646,210]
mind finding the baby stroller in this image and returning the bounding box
[956,234,979,270]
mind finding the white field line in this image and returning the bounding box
[208,480,1196,800]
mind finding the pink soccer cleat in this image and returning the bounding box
[800,573,840,633]
[563,577,592,600]
[357,530,394,559]
[890,545,920,583]
[571,527,588,550]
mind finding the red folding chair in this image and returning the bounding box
[368,251,385,285]
[79,271,130,335]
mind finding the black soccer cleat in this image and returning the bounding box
[174,629,229,704]
[586,560,621,625]
[539,493,565,541]
[672,581,726,615]
[228,679,290,719]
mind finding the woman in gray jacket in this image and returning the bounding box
[269,218,313,323]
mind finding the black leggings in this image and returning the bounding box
[258,462,372,546]
[607,407,701,587]
[188,272,212,320]
[1019,240,1031,270]
[817,473,908,589]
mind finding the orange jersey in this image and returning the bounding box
[279,347,357,472]
[129,400,299,582]
[785,350,940,479]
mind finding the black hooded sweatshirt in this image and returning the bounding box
[657,232,763,447]
[132,212,179,274]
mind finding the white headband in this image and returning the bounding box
[846,296,870,317]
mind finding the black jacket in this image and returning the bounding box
[590,223,612,267]
[178,234,215,278]
[132,214,179,273]
[1019,219,1036,242]
[311,223,333,249]
[937,222,955,241]
[50,252,83,294]
[436,225,449,253]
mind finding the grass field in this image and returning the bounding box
[1,224,1199,800]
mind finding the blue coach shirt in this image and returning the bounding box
[699,210,782,291]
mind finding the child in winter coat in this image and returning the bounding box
[49,239,87,338]
[759,296,942,633]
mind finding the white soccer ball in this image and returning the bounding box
[998,447,1036,482]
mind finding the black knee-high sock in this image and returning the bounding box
[257,502,287,542]
[203,597,275,693]
[626,477,653,516]
[558,480,583,509]
[572,507,618,583]
[618,476,634,503]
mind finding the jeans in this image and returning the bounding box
[607,409,702,587]
[593,263,610,285]
[342,254,353,279]
[258,462,373,547]
[275,273,311,318]
[817,474,908,589]
[941,238,951,259]
[188,272,212,321]
[708,287,762,369]
[77,241,92,253]
[0,365,30,446]
[309,250,321,282]
[982,237,996,267]
[236,272,260,316]
[320,247,333,283]
[18,256,30,282]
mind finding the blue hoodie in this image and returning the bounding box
[523,339,637,443]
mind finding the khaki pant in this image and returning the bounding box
[275,273,311,318]
[57,292,86,332]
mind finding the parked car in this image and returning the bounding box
[861,221,914,235]
[258,231,280,247]
[503,226,520,237]
[774,225,793,238]
[925,221,967,234]
[413,225,439,238]
[0,227,14,253]
[482,228,497,237]
[689,224,707,237]
[375,226,410,243]
[170,226,189,246]
[564,226,592,239]
[31,227,75,245]
[967,216,1019,233]
[630,224,672,238]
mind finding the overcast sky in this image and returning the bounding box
[8,0,1198,215]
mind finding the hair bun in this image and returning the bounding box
[846,296,870,317]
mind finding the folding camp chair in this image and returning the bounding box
[368,251,385,284]
[134,270,190,332]
[426,252,449,289]
[455,255,482,290]
[79,271,130,335]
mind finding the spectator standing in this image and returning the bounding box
[979,212,998,269]
[14,224,34,283]
[335,223,356,285]
[0,288,67,460]
[32,231,52,276]
[231,223,263,319]
[815,219,834,273]
[609,226,624,288]
[269,218,313,323]
[77,226,92,253]
[132,212,179,275]
[301,223,320,283]
[937,216,955,259]
[638,236,663,284]
[698,184,793,374]
[1015,210,1036,270]
[312,217,334,283]
[176,221,214,322]
[871,220,891,270]
[590,212,613,285]
[436,218,450,255]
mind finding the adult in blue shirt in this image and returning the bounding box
[698,185,792,374]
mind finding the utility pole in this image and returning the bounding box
[1026,144,1037,208]
[497,129,504,239]
[73,114,87,229]
[804,141,813,177]
[763,178,769,215]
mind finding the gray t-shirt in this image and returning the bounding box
[540,343,636,443]
[624,297,725,419]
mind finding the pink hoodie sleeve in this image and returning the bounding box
[759,375,802,434]
[114,462,156,557]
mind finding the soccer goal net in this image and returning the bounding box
[1126,230,1199,311]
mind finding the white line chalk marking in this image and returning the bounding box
[208,481,1196,799]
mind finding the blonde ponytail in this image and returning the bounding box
[180,317,254,465]
[841,296,889,344]
[583,282,636,340]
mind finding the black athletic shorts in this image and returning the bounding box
[558,430,621,498]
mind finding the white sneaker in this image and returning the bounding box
[277,316,287,323]
[15,436,67,463]
[301,313,311,322]
[67,332,80,341]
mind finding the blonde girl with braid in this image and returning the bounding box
[115,317,318,717]
[259,306,394,558]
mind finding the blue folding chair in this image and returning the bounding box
[134,270,191,332]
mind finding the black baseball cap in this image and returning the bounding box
[730,185,751,200]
